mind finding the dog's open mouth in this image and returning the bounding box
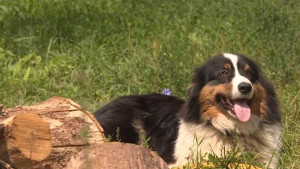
[217,95,251,122]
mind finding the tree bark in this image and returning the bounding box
[66,142,169,169]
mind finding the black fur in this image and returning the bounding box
[94,94,184,163]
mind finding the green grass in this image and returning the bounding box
[0,0,299,168]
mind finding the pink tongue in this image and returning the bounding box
[232,100,251,122]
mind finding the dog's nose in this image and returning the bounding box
[238,82,252,95]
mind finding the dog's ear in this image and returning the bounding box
[257,69,281,123]
[180,65,207,123]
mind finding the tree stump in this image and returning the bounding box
[0,97,106,169]
[66,142,169,169]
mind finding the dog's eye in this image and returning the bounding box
[246,71,253,79]
[218,70,230,78]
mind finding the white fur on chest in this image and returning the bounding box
[170,120,282,169]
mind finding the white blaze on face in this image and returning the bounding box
[223,53,254,100]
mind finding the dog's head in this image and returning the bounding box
[180,53,281,135]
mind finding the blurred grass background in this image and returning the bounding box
[0,0,299,168]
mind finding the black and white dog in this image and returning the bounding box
[94,53,282,168]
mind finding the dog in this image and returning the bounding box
[94,53,282,168]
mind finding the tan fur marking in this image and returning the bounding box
[249,83,267,118]
[223,63,231,71]
[244,64,250,72]
[199,84,232,119]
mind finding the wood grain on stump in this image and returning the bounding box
[0,113,51,169]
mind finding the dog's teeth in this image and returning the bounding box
[226,99,233,106]
[220,97,226,103]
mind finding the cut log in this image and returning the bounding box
[0,97,106,169]
[66,142,169,169]
[0,97,169,169]
[0,113,51,169]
